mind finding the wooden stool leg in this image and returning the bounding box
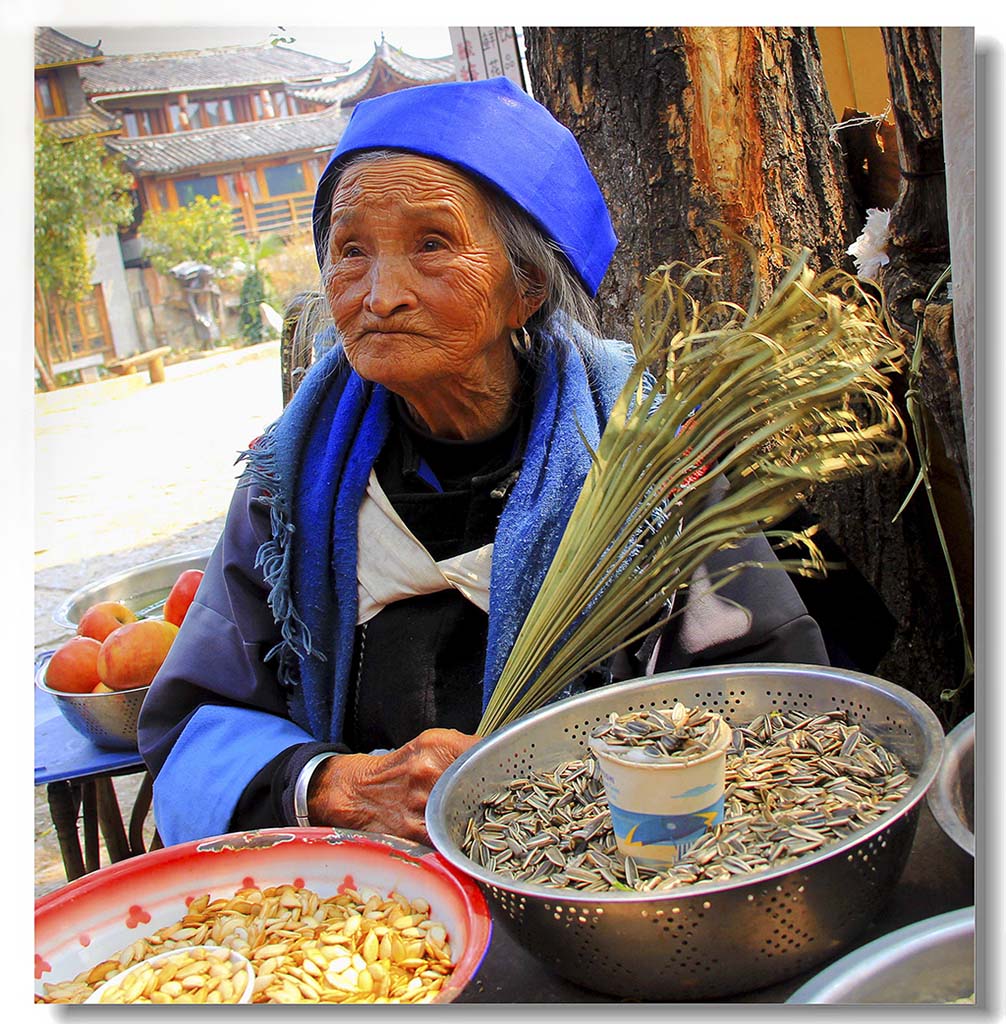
[148,356,166,383]
[81,781,101,874]
[96,777,130,863]
[46,781,85,882]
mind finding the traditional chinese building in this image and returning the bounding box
[34,27,139,383]
[77,41,351,248]
[289,36,454,111]
[34,27,461,384]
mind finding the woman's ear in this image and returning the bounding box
[513,263,547,326]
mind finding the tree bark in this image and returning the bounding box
[876,27,972,713]
[524,26,972,723]
[524,27,858,338]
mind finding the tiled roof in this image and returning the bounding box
[39,106,122,141]
[35,27,103,68]
[108,107,350,174]
[291,39,455,107]
[80,44,349,98]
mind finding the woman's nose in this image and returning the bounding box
[364,255,416,317]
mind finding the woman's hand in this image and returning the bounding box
[306,728,479,844]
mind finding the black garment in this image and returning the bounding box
[231,378,530,829]
[342,391,529,751]
[773,506,895,673]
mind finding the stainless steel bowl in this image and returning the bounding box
[927,713,974,857]
[427,664,944,1001]
[786,905,974,1003]
[53,549,212,632]
[36,653,148,751]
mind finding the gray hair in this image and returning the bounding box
[311,149,601,354]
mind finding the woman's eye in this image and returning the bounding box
[340,244,363,259]
[420,237,446,252]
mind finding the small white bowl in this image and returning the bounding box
[85,945,254,1005]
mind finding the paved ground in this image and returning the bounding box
[33,341,284,898]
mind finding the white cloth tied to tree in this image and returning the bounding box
[356,470,493,624]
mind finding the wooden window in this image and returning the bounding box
[122,110,162,137]
[37,284,113,370]
[307,156,329,187]
[35,74,65,118]
[168,102,183,132]
[246,169,263,200]
[272,90,290,117]
[174,174,221,206]
[219,173,241,202]
[232,95,252,123]
[264,162,306,197]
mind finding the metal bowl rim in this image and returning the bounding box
[52,547,213,631]
[926,712,975,857]
[784,904,975,1003]
[427,663,944,904]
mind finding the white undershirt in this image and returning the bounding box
[355,469,493,625]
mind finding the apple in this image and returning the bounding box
[46,636,102,694]
[91,682,115,694]
[78,601,138,642]
[163,569,204,627]
[97,619,179,691]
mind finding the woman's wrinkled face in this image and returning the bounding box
[325,154,525,398]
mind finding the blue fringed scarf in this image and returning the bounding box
[237,323,637,744]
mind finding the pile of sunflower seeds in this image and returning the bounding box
[38,885,455,1005]
[461,707,912,893]
[590,703,724,762]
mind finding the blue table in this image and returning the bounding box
[35,661,156,881]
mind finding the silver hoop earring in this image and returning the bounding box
[510,325,532,354]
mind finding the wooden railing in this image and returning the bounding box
[234,194,315,240]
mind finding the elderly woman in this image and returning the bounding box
[138,78,827,847]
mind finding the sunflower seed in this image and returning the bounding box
[460,705,913,895]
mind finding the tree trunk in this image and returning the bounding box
[524,27,859,338]
[524,26,972,724]
[877,27,972,713]
[34,282,57,391]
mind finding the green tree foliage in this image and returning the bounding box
[238,266,273,345]
[34,121,135,301]
[139,194,243,275]
[237,234,283,345]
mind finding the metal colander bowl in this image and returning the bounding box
[52,548,212,632]
[426,664,944,1001]
[36,653,148,751]
[926,713,974,857]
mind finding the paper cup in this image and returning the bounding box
[588,715,732,866]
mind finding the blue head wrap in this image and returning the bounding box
[311,76,617,296]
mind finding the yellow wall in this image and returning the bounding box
[817,27,893,122]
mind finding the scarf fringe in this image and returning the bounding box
[236,429,324,690]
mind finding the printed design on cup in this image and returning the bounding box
[609,793,726,854]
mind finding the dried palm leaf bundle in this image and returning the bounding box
[478,245,907,735]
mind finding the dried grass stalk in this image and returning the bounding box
[478,245,907,735]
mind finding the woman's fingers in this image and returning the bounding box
[307,730,479,842]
